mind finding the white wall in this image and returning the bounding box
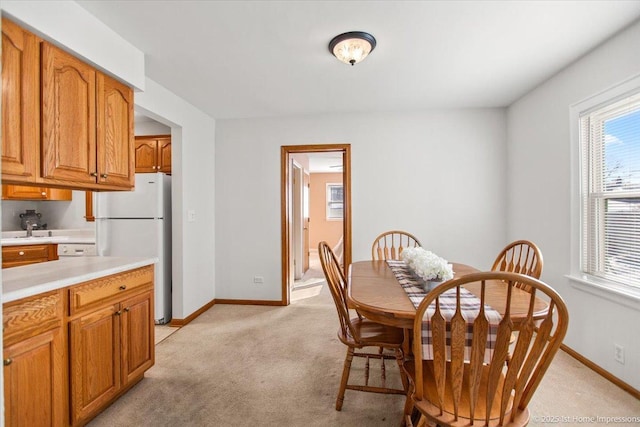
[2,191,92,231]
[508,20,640,389]
[215,109,507,300]
[135,78,216,319]
[135,119,172,136]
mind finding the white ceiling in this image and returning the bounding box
[76,1,640,121]
[308,152,343,173]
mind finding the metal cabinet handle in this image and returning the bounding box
[114,310,122,316]
[119,285,127,290]
[100,174,108,179]
[41,192,47,196]
[3,359,12,366]
[18,251,24,256]
[90,172,98,177]
[124,307,130,312]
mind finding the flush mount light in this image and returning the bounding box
[329,31,376,66]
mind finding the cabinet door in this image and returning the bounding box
[2,185,47,200]
[121,291,154,385]
[1,18,39,182]
[134,138,158,173]
[1,185,72,201]
[3,329,63,427]
[69,304,120,425]
[157,138,172,173]
[96,72,134,188]
[41,42,96,185]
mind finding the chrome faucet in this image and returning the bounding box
[26,220,33,238]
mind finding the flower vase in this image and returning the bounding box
[422,279,444,292]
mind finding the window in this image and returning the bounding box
[580,91,640,289]
[326,183,343,220]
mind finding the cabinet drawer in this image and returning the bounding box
[69,266,153,315]
[2,245,49,262]
[3,290,63,346]
[2,244,58,269]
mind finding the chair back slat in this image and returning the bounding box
[449,288,466,420]
[502,315,535,423]
[468,301,489,421]
[371,230,422,260]
[412,271,568,425]
[492,240,543,290]
[484,312,513,424]
[318,242,356,341]
[517,300,559,409]
[431,299,447,412]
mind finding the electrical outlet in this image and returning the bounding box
[614,344,625,364]
[253,276,264,284]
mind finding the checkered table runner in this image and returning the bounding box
[386,260,501,363]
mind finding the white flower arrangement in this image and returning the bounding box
[400,247,454,282]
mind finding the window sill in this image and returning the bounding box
[566,274,640,312]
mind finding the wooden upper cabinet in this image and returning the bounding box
[1,18,135,191]
[157,138,172,173]
[134,135,171,173]
[1,17,40,182]
[41,42,134,190]
[2,185,72,201]
[134,139,157,173]
[97,73,134,188]
[41,42,97,185]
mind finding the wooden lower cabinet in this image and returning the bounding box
[68,267,154,426]
[4,329,63,427]
[3,266,154,427]
[3,290,65,427]
[121,291,154,384]
[69,304,121,425]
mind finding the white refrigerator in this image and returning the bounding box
[96,173,172,324]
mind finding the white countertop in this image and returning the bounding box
[0,236,96,246]
[2,256,157,303]
[1,229,96,246]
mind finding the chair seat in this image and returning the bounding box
[339,317,405,348]
[403,360,529,426]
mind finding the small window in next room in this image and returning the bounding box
[580,91,640,290]
[326,183,343,220]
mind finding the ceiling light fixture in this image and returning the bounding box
[329,31,376,66]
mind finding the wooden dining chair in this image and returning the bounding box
[491,240,543,291]
[403,271,568,427]
[318,241,408,411]
[371,230,422,260]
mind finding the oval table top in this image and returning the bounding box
[347,260,548,329]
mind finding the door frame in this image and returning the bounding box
[280,144,352,305]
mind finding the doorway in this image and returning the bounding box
[280,144,352,305]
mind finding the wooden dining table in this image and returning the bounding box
[347,260,549,330]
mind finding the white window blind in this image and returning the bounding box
[581,91,640,289]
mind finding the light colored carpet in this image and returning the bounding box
[89,283,639,427]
